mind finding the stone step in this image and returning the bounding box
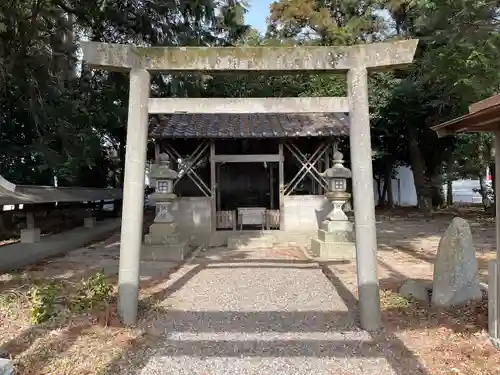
[227,235,276,250]
[141,242,190,262]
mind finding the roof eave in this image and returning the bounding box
[431,103,500,138]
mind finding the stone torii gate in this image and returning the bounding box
[82,40,418,330]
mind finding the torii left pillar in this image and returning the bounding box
[118,68,151,325]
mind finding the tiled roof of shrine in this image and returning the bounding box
[149,112,349,139]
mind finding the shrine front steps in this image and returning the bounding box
[227,233,276,250]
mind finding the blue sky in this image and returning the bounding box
[245,0,272,33]
[245,1,392,34]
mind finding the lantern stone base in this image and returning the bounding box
[141,243,189,262]
[309,220,355,260]
[20,228,41,244]
[142,222,189,262]
[148,222,178,237]
[310,239,355,260]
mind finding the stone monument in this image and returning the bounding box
[310,151,355,260]
[432,217,482,307]
[142,153,189,261]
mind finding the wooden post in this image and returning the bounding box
[216,163,221,211]
[210,140,216,234]
[491,131,500,348]
[279,142,284,230]
[323,143,330,195]
[26,209,35,229]
[270,163,274,210]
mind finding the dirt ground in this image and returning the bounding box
[0,206,499,375]
[329,206,499,375]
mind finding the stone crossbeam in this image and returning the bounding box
[82,40,418,72]
[148,97,349,114]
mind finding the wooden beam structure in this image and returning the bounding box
[210,141,216,234]
[283,141,330,195]
[278,143,284,230]
[164,140,211,197]
[211,154,281,163]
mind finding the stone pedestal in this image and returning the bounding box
[142,193,189,262]
[20,228,41,244]
[310,219,355,260]
[84,217,96,228]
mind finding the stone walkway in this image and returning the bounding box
[122,246,406,375]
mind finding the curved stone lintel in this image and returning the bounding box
[82,40,419,73]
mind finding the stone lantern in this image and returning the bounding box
[322,151,352,222]
[142,153,189,261]
[149,153,178,223]
[310,150,355,260]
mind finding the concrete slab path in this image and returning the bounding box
[123,246,406,375]
[0,218,121,273]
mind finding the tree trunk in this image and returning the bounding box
[429,173,445,208]
[479,174,487,199]
[375,178,383,207]
[408,124,431,212]
[446,179,453,206]
[384,162,394,208]
[381,178,388,207]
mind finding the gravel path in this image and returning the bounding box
[124,246,399,375]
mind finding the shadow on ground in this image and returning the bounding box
[1,206,495,374]
[91,247,433,375]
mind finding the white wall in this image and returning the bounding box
[373,166,484,206]
[172,197,212,244]
[444,179,483,204]
[282,195,332,232]
[374,166,418,206]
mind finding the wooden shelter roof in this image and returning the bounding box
[0,175,123,205]
[432,94,500,137]
[149,112,349,139]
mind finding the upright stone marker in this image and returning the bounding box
[432,217,482,307]
[82,40,418,328]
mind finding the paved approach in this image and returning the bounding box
[122,246,402,375]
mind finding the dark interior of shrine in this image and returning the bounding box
[216,162,278,211]
[158,137,335,201]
